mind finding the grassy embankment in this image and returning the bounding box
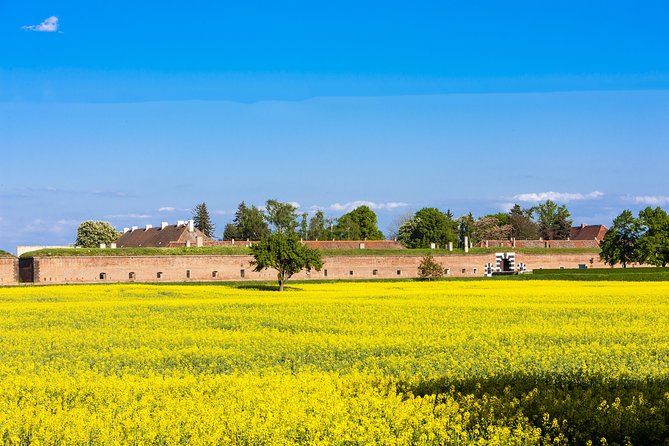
[21,246,601,257]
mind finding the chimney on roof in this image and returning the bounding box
[177,220,185,226]
[145,224,152,230]
[131,226,138,231]
[188,219,194,232]
[581,223,586,229]
[123,228,130,234]
[161,222,168,230]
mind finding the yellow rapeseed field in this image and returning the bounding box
[0,280,668,445]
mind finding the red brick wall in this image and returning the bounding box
[478,240,600,249]
[0,257,18,285]
[31,251,616,284]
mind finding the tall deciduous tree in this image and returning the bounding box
[307,210,334,240]
[397,208,457,248]
[508,204,539,240]
[334,206,384,240]
[192,202,215,238]
[265,199,298,234]
[75,221,119,248]
[533,200,572,240]
[250,232,323,291]
[473,216,512,241]
[456,212,476,247]
[637,207,669,267]
[600,210,642,268]
[223,202,269,240]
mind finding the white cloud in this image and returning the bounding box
[626,195,669,206]
[22,16,60,32]
[328,200,409,213]
[158,207,175,212]
[512,191,604,203]
[497,202,515,212]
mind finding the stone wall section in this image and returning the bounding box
[30,251,612,284]
[0,257,18,285]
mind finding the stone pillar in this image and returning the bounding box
[430,243,436,249]
[186,240,191,247]
[485,240,489,248]
[196,236,203,247]
[448,242,453,252]
[464,236,469,253]
[99,243,106,249]
[110,243,117,249]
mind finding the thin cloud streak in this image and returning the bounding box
[626,195,669,206]
[22,16,60,32]
[513,191,604,203]
[327,200,409,213]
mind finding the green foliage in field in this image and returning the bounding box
[528,267,669,281]
[0,281,668,444]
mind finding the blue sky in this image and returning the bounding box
[1,1,668,251]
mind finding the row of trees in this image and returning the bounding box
[395,200,573,249]
[219,201,384,242]
[600,207,669,267]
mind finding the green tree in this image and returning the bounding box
[600,210,642,268]
[398,208,457,248]
[333,206,384,240]
[223,202,269,240]
[418,254,444,280]
[533,200,572,240]
[192,202,215,238]
[75,221,119,248]
[307,210,334,240]
[508,204,539,240]
[299,212,308,240]
[265,199,298,234]
[456,212,476,247]
[637,207,669,267]
[473,216,512,241]
[250,232,323,291]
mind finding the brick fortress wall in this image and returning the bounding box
[30,251,611,284]
[0,257,18,285]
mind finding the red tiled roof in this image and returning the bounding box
[569,224,608,241]
[115,225,210,248]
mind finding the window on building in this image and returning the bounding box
[129,272,136,280]
[240,269,245,278]
[212,271,218,278]
[373,269,378,276]
[461,268,466,274]
[99,273,106,280]
[349,270,354,276]
[157,272,163,279]
[323,269,328,277]
[186,270,191,279]
[445,268,450,275]
[473,268,478,274]
[396,270,401,275]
